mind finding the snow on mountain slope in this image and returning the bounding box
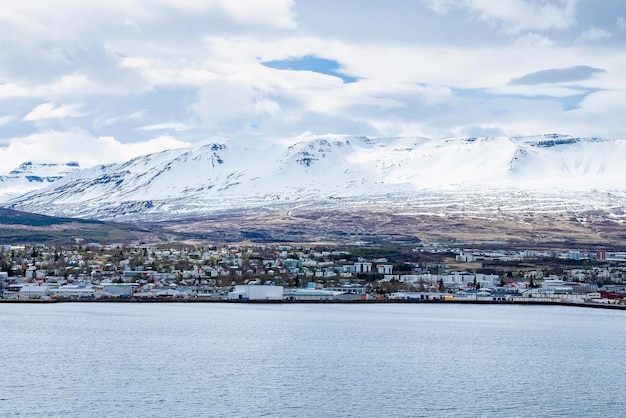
[0,161,81,199]
[5,134,626,221]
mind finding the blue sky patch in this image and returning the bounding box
[262,55,357,83]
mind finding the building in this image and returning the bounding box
[326,286,367,296]
[51,285,96,299]
[354,262,372,274]
[227,285,283,301]
[18,285,50,299]
[456,251,475,263]
[376,264,393,275]
[283,288,341,301]
[102,283,138,297]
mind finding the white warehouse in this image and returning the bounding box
[228,285,284,301]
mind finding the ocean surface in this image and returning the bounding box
[2,303,625,417]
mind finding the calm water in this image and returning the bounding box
[2,303,625,417]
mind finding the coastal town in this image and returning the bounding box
[2,241,626,306]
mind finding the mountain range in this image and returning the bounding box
[0,161,81,199]
[2,133,626,226]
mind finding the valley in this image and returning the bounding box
[152,205,626,248]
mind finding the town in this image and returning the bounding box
[2,241,626,306]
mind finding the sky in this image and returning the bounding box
[1,0,625,172]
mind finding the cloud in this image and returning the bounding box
[23,102,86,121]
[576,27,612,42]
[0,1,297,38]
[551,88,626,139]
[0,115,16,126]
[509,66,606,85]
[104,135,191,160]
[138,122,196,132]
[188,76,284,137]
[618,17,626,29]
[93,110,146,130]
[212,0,296,29]
[422,0,579,33]
[0,1,296,102]
[0,129,190,173]
[1,0,626,172]
[0,74,134,99]
[514,33,555,47]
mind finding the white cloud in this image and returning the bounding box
[0,115,16,126]
[514,33,555,47]
[618,17,626,29]
[1,0,626,173]
[23,103,86,121]
[189,77,284,135]
[0,74,132,99]
[93,110,146,130]
[138,122,196,132]
[101,135,191,160]
[0,83,29,98]
[423,0,578,33]
[213,0,296,29]
[0,130,190,173]
[0,0,296,39]
[576,27,612,42]
[120,57,218,87]
[557,89,626,138]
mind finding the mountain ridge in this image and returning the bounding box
[4,133,626,222]
[0,161,82,199]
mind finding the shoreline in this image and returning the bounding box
[2,298,626,310]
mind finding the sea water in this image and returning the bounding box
[1,303,625,417]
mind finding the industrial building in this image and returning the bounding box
[227,285,283,301]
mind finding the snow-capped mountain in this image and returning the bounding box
[4,134,626,221]
[0,161,81,199]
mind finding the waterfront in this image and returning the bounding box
[2,303,626,417]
